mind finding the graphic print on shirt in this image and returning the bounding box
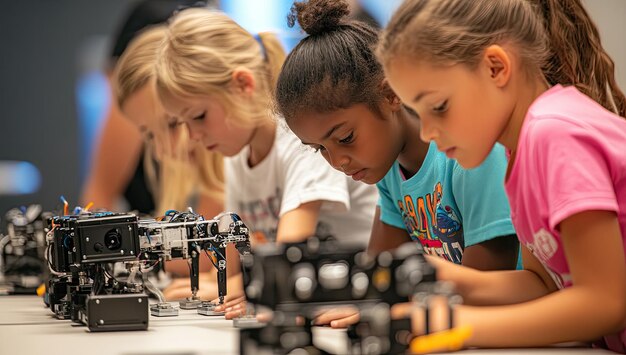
[236,187,281,242]
[397,182,464,263]
[525,228,570,289]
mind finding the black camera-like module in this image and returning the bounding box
[49,212,139,273]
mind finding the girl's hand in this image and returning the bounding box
[424,254,458,280]
[425,255,475,297]
[313,306,360,328]
[213,295,247,319]
[163,273,217,300]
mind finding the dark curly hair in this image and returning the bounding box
[275,0,385,121]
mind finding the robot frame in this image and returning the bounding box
[44,209,250,332]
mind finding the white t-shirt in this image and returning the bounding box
[225,122,378,247]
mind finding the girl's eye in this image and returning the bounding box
[168,121,179,129]
[145,132,155,141]
[192,112,206,121]
[339,132,354,144]
[433,100,448,114]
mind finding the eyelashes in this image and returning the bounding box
[310,131,354,153]
[192,112,206,121]
[433,100,448,114]
[339,131,354,144]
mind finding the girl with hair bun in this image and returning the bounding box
[275,0,520,333]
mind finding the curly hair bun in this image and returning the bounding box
[288,0,350,36]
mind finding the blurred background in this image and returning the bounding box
[0,0,624,214]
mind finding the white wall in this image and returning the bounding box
[583,0,626,91]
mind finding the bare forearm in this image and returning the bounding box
[461,235,518,271]
[275,201,323,243]
[429,255,553,306]
[226,272,243,297]
[225,244,241,278]
[196,193,223,219]
[420,212,626,349]
[464,269,554,305]
[455,287,625,347]
[367,208,411,256]
[81,101,142,208]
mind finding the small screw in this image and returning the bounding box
[99,320,104,324]
[85,237,90,242]
[138,298,142,303]
[95,299,100,305]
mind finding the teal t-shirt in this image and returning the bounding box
[377,142,516,264]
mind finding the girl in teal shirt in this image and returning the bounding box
[276,0,519,272]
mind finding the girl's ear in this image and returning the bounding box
[482,45,512,88]
[231,67,256,96]
[380,79,403,111]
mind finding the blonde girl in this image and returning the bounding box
[114,25,226,298]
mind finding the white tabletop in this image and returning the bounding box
[0,296,618,355]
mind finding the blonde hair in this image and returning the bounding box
[378,0,625,117]
[155,8,286,128]
[114,25,224,215]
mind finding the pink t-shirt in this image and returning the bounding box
[505,85,626,352]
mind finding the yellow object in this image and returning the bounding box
[36,283,46,297]
[410,325,473,354]
[372,267,391,291]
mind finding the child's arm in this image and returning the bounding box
[163,270,243,301]
[313,206,410,328]
[165,193,225,276]
[367,206,412,256]
[461,235,519,270]
[429,246,558,306]
[80,95,143,209]
[415,210,626,349]
[275,200,324,243]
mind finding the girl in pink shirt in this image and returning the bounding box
[378,0,626,352]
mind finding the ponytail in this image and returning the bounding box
[537,0,626,116]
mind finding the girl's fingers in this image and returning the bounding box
[314,307,359,326]
[214,296,246,311]
[329,313,361,329]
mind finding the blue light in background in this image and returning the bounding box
[71,1,403,191]
[220,0,303,51]
[219,0,404,51]
[359,0,403,26]
[0,161,42,195]
[76,70,111,183]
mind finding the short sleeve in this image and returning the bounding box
[529,118,618,230]
[278,138,351,217]
[376,169,406,230]
[452,144,517,247]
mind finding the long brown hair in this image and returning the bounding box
[377,0,626,117]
